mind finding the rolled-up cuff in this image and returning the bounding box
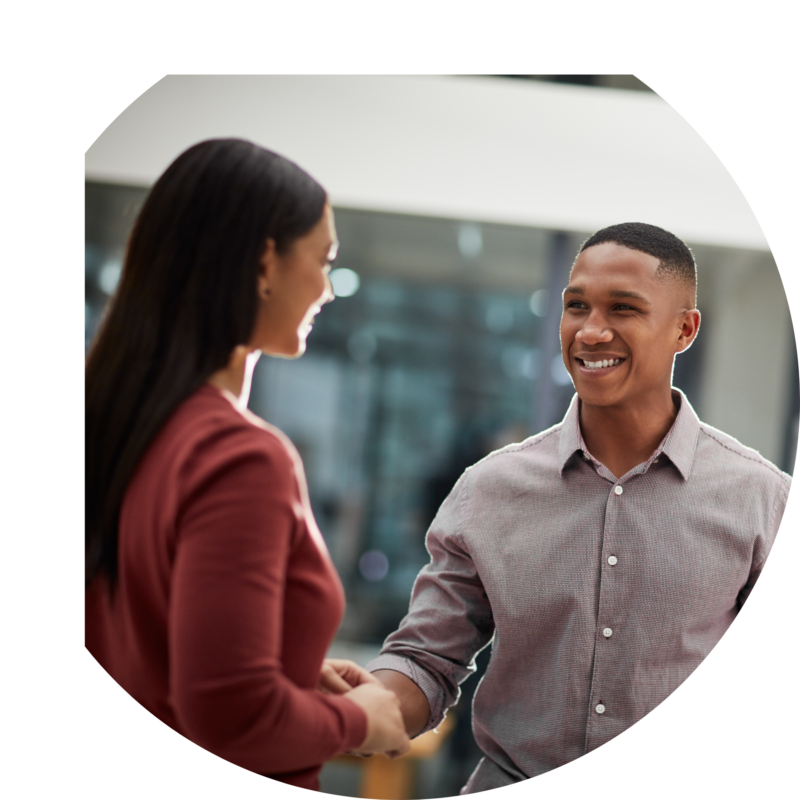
[366,653,448,735]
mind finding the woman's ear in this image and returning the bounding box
[258,239,277,299]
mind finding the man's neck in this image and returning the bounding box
[579,391,678,479]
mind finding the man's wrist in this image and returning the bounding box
[372,669,430,737]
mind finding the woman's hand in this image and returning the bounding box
[318,660,410,757]
[318,659,380,695]
[344,682,411,758]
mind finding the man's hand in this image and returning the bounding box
[318,659,381,695]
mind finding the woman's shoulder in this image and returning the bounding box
[154,384,300,477]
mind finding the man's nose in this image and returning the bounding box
[575,314,613,344]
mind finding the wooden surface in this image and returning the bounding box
[334,712,455,800]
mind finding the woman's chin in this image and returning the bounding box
[262,337,305,360]
[286,335,307,359]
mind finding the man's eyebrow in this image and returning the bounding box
[563,285,650,304]
[608,289,650,304]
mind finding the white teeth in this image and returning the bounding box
[583,358,622,370]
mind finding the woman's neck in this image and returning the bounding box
[207,347,262,410]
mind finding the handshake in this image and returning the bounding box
[318,659,411,758]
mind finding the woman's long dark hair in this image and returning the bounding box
[85,138,327,589]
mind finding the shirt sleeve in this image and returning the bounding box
[168,428,367,774]
[737,472,791,611]
[367,471,495,734]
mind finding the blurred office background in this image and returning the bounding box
[85,75,798,798]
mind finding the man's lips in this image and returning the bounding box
[574,355,627,373]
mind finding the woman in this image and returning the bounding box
[85,138,409,790]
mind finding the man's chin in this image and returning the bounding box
[574,385,622,409]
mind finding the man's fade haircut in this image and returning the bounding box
[579,222,697,304]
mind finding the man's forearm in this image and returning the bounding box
[372,669,431,738]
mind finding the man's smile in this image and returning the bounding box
[574,355,627,374]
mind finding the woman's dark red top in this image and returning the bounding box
[85,384,367,789]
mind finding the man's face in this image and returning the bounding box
[560,242,698,411]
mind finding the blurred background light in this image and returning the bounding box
[359,550,389,582]
[529,288,549,317]
[330,267,361,297]
[457,222,483,259]
[98,259,122,295]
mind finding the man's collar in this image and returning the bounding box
[557,394,583,473]
[658,388,701,481]
[557,388,700,481]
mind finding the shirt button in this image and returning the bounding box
[607,555,618,566]
[595,704,606,714]
[614,485,623,495]
[653,457,659,464]
[602,627,613,638]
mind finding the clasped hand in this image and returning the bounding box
[317,659,410,758]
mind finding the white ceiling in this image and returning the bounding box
[85,75,768,251]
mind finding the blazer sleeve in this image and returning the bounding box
[168,428,366,774]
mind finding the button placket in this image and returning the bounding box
[588,480,627,745]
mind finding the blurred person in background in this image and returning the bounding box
[368,222,791,792]
[85,138,409,791]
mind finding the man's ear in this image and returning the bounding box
[258,239,277,298]
[676,308,701,353]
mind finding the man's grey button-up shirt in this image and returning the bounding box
[367,389,790,792]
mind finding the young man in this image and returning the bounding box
[366,222,792,792]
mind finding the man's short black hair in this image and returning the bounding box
[579,222,697,302]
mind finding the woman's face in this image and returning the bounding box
[252,205,337,358]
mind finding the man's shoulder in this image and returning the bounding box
[464,422,565,481]
[695,420,790,488]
